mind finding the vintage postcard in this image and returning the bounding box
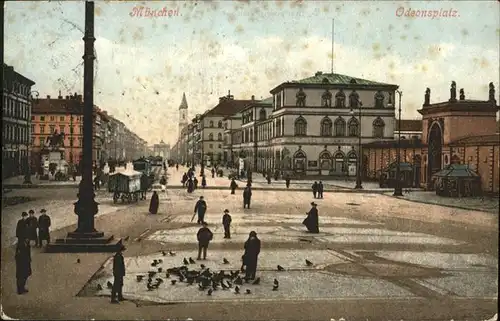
[2,1,498,320]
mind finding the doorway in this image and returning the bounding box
[427,123,443,186]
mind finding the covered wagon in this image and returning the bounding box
[108,169,142,204]
[433,164,482,197]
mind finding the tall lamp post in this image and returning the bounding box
[350,99,363,189]
[393,90,403,196]
[23,91,39,184]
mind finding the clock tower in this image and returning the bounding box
[178,92,188,138]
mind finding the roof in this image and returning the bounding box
[3,63,36,85]
[449,134,499,146]
[32,96,106,119]
[385,161,413,172]
[240,96,274,113]
[395,119,422,132]
[205,98,253,117]
[179,92,188,110]
[432,164,480,178]
[363,139,425,148]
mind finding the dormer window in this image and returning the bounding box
[350,79,357,84]
[322,78,330,84]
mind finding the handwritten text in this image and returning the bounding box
[395,7,459,19]
[129,6,180,18]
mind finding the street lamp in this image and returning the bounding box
[392,90,403,196]
[23,90,39,184]
[350,99,363,189]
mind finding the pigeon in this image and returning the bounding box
[234,286,240,294]
[151,262,157,267]
[273,279,279,291]
[169,251,176,256]
[305,259,313,267]
[200,264,206,269]
[162,251,167,256]
[245,289,251,294]
[158,268,163,273]
[136,275,144,282]
[97,284,103,290]
[223,258,230,264]
[252,277,260,285]
[221,281,229,289]
[106,281,113,289]
[207,288,213,296]
[187,277,195,285]
[274,279,279,286]
[183,258,189,265]
[156,278,163,284]
[277,265,285,271]
[76,258,80,264]
[165,273,170,278]
[189,257,196,264]
[148,277,153,283]
[124,236,129,241]
[171,280,177,285]
[148,271,157,278]
[227,281,233,288]
[234,276,243,285]
[147,283,154,291]
[158,259,163,263]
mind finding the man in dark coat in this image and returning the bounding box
[25,210,39,247]
[196,222,213,260]
[230,178,238,194]
[15,239,32,294]
[222,209,232,239]
[312,181,318,199]
[94,175,100,190]
[111,242,126,304]
[193,177,199,190]
[176,164,179,171]
[243,231,261,280]
[194,196,207,224]
[243,184,252,209]
[211,167,215,178]
[16,212,28,244]
[186,178,194,193]
[266,174,271,184]
[201,175,207,188]
[149,191,159,214]
[318,181,324,199]
[285,175,291,189]
[37,209,51,247]
[303,202,319,233]
[140,174,149,200]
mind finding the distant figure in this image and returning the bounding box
[149,191,159,214]
[243,184,252,209]
[196,222,213,260]
[37,209,51,247]
[140,174,149,200]
[94,175,100,190]
[176,164,179,171]
[285,175,291,189]
[194,196,207,225]
[303,202,319,233]
[15,239,32,295]
[211,167,215,178]
[311,181,318,199]
[266,174,271,184]
[16,212,28,244]
[201,175,207,188]
[181,173,188,186]
[317,181,324,199]
[230,178,238,194]
[25,210,38,247]
[111,242,126,304]
[243,231,261,280]
[222,209,232,239]
[193,177,199,190]
[187,178,194,193]
[159,175,167,186]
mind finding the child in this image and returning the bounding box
[222,209,232,239]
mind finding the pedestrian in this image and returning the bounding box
[187,178,194,193]
[193,177,199,190]
[201,175,207,188]
[111,242,126,304]
[37,209,51,247]
[211,167,215,178]
[285,175,291,189]
[230,178,238,195]
[194,196,207,224]
[266,174,271,184]
[94,175,100,190]
[222,209,232,239]
[160,175,167,186]
[25,210,38,247]
[243,184,252,209]
[72,171,77,182]
[140,173,149,200]
[312,181,318,199]
[15,239,32,295]
[176,164,179,171]
[242,231,261,280]
[303,202,319,233]
[149,191,159,214]
[182,173,188,186]
[318,181,324,199]
[196,222,213,260]
[16,212,29,244]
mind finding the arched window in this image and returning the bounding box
[348,117,359,137]
[294,117,307,136]
[208,133,214,140]
[217,133,222,141]
[209,120,214,127]
[320,117,332,136]
[259,108,267,120]
[372,117,385,138]
[334,117,346,137]
[218,120,223,128]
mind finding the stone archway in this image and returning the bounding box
[427,123,443,185]
[293,150,307,172]
[318,151,332,175]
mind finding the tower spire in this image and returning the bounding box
[179,92,188,110]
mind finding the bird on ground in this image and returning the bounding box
[124,236,129,241]
[252,277,260,285]
[171,280,177,285]
[97,284,103,290]
[148,277,153,283]
[207,288,213,296]
[245,289,251,294]
[273,279,279,291]
[221,281,229,290]
[234,276,243,285]
[183,258,189,265]
[234,286,240,294]
[189,257,196,264]
[148,271,156,278]
[179,275,185,282]
[151,262,157,267]
[277,265,285,271]
[147,283,154,291]
[305,259,313,267]
[200,264,206,269]
[136,275,144,282]
[106,281,113,289]
[76,258,80,264]
[162,251,167,256]
[187,278,195,285]
[169,251,176,256]
[165,273,170,278]
[158,268,163,273]
[223,258,230,264]
[156,278,163,284]
[158,259,163,263]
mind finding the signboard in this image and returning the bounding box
[348,164,357,176]
[308,161,318,167]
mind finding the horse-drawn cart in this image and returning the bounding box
[108,170,142,204]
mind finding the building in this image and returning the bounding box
[153,140,170,159]
[2,63,36,179]
[178,92,189,139]
[362,82,499,194]
[107,115,126,161]
[394,119,423,140]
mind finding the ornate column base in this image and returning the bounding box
[47,232,121,253]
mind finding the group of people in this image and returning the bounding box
[311,181,325,199]
[181,168,208,193]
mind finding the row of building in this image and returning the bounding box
[172,71,499,193]
[2,63,150,178]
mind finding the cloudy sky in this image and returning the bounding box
[5,1,499,145]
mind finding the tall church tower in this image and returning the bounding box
[178,92,188,138]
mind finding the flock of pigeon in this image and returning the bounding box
[98,251,315,297]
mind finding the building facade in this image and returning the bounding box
[2,64,36,179]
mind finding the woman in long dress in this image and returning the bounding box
[149,191,159,214]
[302,202,319,233]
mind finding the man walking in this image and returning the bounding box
[111,242,126,304]
[196,222,213,260]
[25,210,39,247]
[16,212,28,244]
[222,209,232,239]
[243,231,261,280]
[194,196,207,224]
[243,184,252,209]
[318,181,324,199]
[37,209,51,247]
[311,181,318,199]
[15,239,32,294]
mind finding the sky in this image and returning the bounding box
[4,0,499,146]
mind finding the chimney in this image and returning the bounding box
[46,95,51,99]
[58,90,62,99]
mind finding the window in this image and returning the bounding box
[294,116,307,136]
[31,137,36,146]
[334,117,346,137]
[372,117,385,138]
[209,144,213,149]
[78,138,83,146]
[209,120,214,127]
[322,90,332,107]
[349,91,360,108]
[348,117,359,137]
[218,120,223,128]
[259,108,266,120]
[276,119,281,137]
[217,133,222,141]
[49,125,56,133]
[218,144,222,148]
[209,133,214,140]
[31,125,35,134]
[79,125,83,134]
[40,125,45,134]
[320,117,332,136]
[50,116,55,121]
[40,116,45,121]
[59,125,65,133]
[60,116,65,121]
[31,116,35,121]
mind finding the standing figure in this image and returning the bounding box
[211,167,215,178]
[159,175,167,186]
[72,171,77,182]
[194,196,207,224]
[222,209,232,239]
[181,173,188,186]
[311,181,318,199]
[111,242,126,304]
[285,175,291,189]
[186,178,194,193]
[196,222,213,260]
[94,175,100,190]
[230,178,238,194]
[193,177,199,190]
[15,239,32,295]
[16,212,28,244]
[140,173,149,200]
[243,184,252,209]
[25,210,39,247]
[242,231,261,280]
[302,202,319,233]
[149,191,159,214]
[37,209,51,247]
[266,174,271,184]
[201,175,207,188]
[317,181,324,199]
[176,164,179,171]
